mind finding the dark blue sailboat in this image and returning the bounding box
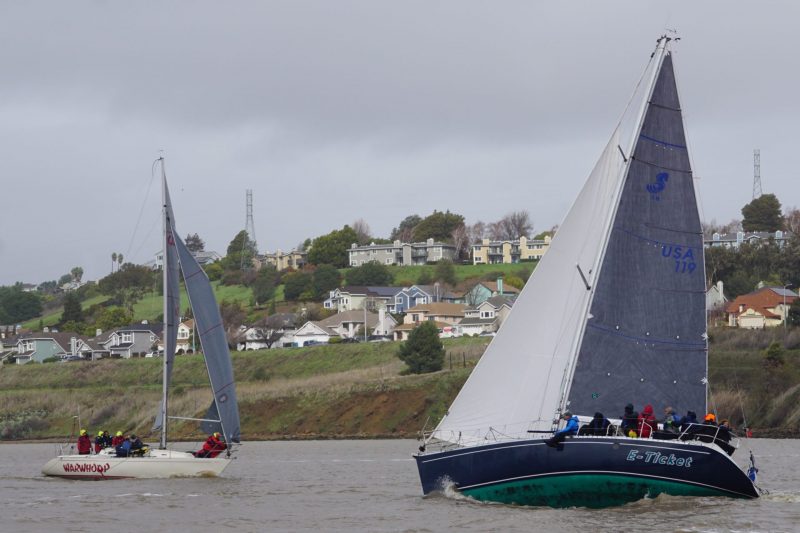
[414,36,759,508]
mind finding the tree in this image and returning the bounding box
[37,280,59,294]
[788,299,800,327]
[111,252,118,273]
[390,214,422,242]
[0,286,43,323]
[70,266,84,283]
[345,261,393,286]
[307,226,359,268]
[397,321,445,374]
[252,266,279,306]
[450,224,469,260]
[742,194,783,232]
[61,292,84,324]
[251,314,293,349]
[434,259,457,286]
[220,300,247,348]
[467,221,487,245]
[95,306,133,332]
[352,219,372,245]
[488,211,533,240]
[185,233,205,253]
[785,207,800,237]
[283,271,314,301]
[117,253,124,270]
[58,274,73,286]
[204,262,224,281]
[223,230,258,271]
[98,263,155,312]
[763,341,785,369]
[312,264,342,299]
[412,211,465,243]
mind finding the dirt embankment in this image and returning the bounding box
[2,330,800,441]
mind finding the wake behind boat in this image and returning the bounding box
[414,36,759,507]
[42,158,241,480]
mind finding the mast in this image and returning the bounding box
[558,36,673,415]
[160,157,169,450]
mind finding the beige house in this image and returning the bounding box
[256,249,307,271]
[349,239,458,267]
[725,287,797,329]
[471,235,551,265]
[393,302,466,340]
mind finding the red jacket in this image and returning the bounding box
[77,435,92,454]
[638,404,656,439]
[198,435,227,458]
[112,435,125,447]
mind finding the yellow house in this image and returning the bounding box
[471,235,551,265]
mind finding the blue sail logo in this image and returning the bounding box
[646,172,669,200]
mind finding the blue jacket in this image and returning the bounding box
[555,416,580,437]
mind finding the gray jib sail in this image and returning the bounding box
[174,234,241,443]
[152,177,182,432]
[568,53,707,419]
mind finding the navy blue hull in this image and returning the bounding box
[415,437,758,508]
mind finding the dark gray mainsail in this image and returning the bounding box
[567,53,706,418]
[174,233,241,443]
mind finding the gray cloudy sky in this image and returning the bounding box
[1,1,797,286]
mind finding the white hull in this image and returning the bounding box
[41,448,231,479]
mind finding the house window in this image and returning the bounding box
[481,311,494,319]
[122,333,133,343]
[385,258,392,264]
[412,314,420,322]
[417,297,427,304]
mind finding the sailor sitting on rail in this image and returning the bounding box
[546,412,579,447]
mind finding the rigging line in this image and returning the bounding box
[585,322,706,347]
[631,156,692,174]
[638,134,687,150]
[642,222,702,236]
[124,159,160,263]
[646,101,681,112]
[617,227,703,250]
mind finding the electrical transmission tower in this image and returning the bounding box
[241,189,258,270]
[752,149,762,199]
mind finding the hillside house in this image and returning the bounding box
[471,235,552,265]
[725,287,798,329]
[348,239,458,267]
[13,332,84,364]
[392,302,466,340]
[102,323,162,358]
[458,296,515,336]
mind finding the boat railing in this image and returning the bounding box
[676,423,738,455]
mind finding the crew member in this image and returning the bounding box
[94,431,105,453]
[77,429,92,455]
[195,432,227,458]
[115,436,132,457]
[102,430,113,448]
[546,412,579,447]
[638,404,656,439]
[111,431,125,447]
[621,404,639,437]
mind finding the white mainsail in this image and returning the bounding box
[431,41,670,446]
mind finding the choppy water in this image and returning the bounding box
[2,439,799,532]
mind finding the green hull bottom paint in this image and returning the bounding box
[461,474,740,508]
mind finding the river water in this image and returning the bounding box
[2,439,799,532]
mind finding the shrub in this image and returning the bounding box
[763,341,785,369]
[397,321,445,374]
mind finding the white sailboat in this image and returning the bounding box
[42,158,241,479]
[414,36,759,507]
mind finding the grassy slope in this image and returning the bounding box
[7,322,798,442]
[0,337,488,441]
